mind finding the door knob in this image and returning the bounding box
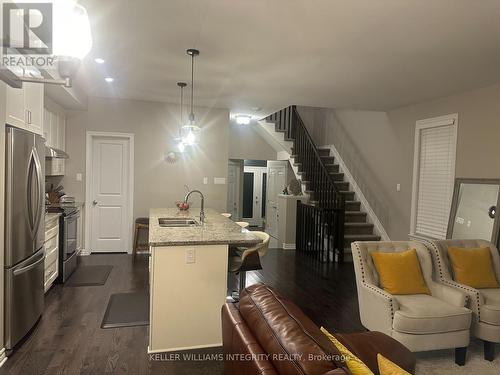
[93,200,98,206]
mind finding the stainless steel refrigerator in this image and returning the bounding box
[4,125,45,351]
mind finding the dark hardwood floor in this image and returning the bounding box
[1,249,362,374]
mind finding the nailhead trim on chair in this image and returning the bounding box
[353,242,395,319]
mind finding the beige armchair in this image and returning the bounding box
[426,239,500,361]
[352,241,472,365]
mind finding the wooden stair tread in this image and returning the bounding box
[344,234,381,240]
[345,211,366,215]
[345,222,373,227]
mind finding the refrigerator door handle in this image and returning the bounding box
[12,251,45,276]
[26,150,36,233]
[31,146,43,236]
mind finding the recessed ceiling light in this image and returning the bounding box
[94,57,105,64]
[235,114,252,125]
[104,77,114,83]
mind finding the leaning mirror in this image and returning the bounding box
[447,178,500,246]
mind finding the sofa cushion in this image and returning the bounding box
[370,249,430,295]
[480,304,500,325]
[321,327,374,375]
[238,283,349,375]
[222,303,279,375]
[480,288,500,305]
[392,295,471,334]
[478,289,500,325]
[377,354,411,375]
[335,331,415,375]
[447,247,500,288]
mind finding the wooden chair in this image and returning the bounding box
[133,217,150,255]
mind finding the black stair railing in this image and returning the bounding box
[296,202,344,263]
[263,105,345,262]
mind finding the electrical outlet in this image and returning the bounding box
[186,247,196,264]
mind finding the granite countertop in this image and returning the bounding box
[149,208,262,247]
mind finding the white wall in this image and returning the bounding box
[228,119,277,160]
[63,96,230,218]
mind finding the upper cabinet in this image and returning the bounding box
[43,107,66,151]
[5,83,44,135]
[24,83,44,134]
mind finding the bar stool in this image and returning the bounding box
[228,231,270,301]
[235,221,249,228]
[221,213,232,218]
[133,217,150,255]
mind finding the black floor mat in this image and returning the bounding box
[101,291,150,328]
[66,265,113,287]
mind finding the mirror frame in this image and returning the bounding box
[447,178,500,246]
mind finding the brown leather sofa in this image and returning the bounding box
[222,283,415,375]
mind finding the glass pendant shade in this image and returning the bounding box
[180,124,200,146]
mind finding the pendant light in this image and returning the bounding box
[176,82,187,152]
[180,48,201,146]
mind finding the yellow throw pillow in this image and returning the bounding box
[377,354,411,375]
[447,247,499,288]
[320,327,374,375]
[370,249,430,295]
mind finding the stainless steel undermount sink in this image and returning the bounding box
[158,217,199,227]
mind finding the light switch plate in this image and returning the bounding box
[396,183,401,192]
[203,177,208,185]
[186,247,196,264]
[76,173,82,181]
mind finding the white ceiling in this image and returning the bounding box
[77,0,500,116]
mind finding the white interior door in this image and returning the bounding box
[266,162,287,238]
[242,166,267,227]
[227,162,241,219]
[90,136,131,253]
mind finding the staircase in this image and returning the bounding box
[298,146,381,253]
[261,105,380,261]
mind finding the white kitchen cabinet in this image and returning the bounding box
[5,85,26,129]
[43,107,66,150]
[49,111,57,147]
[5,83,44,135]
[58,113,66,151]
[24,82,44,134]
[43,108,50,142]
[44,215,60,292]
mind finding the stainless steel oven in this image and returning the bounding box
[60,208,80,282]
[63,210,79,260]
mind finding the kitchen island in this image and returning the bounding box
[148,208,261,353]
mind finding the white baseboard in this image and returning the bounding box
[282,243,296,250]
[324,144,390,241]
[78,248,91,256]
[0,348,7,367]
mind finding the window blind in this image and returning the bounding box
[415,124,456,239]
